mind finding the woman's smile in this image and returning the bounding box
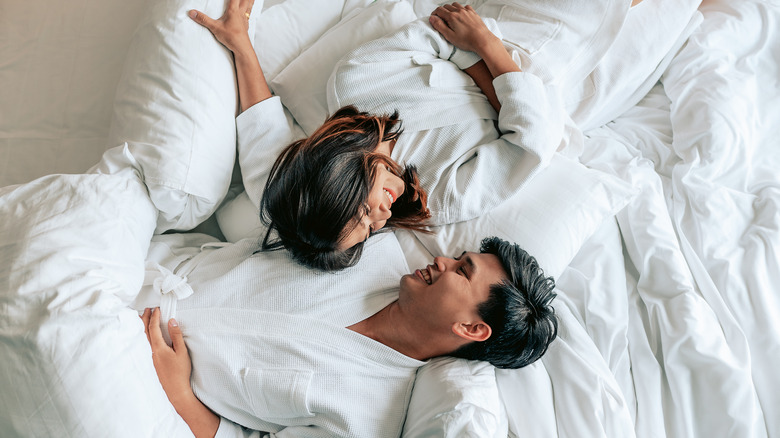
[384,188,397,204]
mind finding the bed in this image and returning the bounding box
[1,0,778,437]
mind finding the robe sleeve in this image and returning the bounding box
[236,96,305,211]
[429,71,566,225]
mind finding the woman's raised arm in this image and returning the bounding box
[429,2,521,112]
[189,0,272,112]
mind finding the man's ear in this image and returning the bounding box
[452,321,492,342]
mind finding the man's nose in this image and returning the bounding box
[432,256,452,271]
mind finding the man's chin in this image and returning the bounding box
[399,273,421,291]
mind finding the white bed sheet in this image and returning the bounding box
[1,0,779,437]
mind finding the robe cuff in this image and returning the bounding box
[236,96,288,145]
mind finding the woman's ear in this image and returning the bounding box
[452,321,492,343]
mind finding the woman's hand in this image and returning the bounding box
[188,0,255,56]
[142,308,194,406]
[188,0,270,111]
[430,2,519,84]
[429,3,499,54]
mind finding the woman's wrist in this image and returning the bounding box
[232,44,257,62]
[476,37,521,77]
[473,34,503,57]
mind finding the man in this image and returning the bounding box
[143,236,558,438]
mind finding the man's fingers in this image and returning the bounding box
[168,318,188,354]
[141,308,152,344]
[148,307,166,349]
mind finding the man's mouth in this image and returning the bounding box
[416,267,432,285]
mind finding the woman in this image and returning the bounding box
[190,1,563,270]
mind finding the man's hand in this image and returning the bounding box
[142,308,194,406]
[429,3,499,55]
[141,308,220,438]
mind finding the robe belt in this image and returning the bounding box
[142,240,229,343]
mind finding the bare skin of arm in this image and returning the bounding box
[463,60,501,112]
[429,2,521,112]
[189,0,271,112]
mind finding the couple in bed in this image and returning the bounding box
[140,1,560,437]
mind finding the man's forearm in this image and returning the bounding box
[173,393,221,438]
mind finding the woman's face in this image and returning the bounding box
[338,141,405,250]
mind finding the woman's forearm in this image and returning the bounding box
[187,1,272,114]
[463,60,500,112]
[429,3,520,112]
[233,47,272,113]
[474,36,521,80]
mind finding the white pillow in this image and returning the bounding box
[413,154,636,279]
[98,0,260,233]
[270,0,418,134]
[254,0,374,82]
[403,357,507,438]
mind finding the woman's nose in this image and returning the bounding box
[375,203,392,218]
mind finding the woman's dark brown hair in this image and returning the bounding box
[259,105,430,271]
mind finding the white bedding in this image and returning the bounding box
[1,0,779,437]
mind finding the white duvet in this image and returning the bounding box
[1,0,779,437]
[0,169,193,436]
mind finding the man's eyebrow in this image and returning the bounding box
[463,254,476,273]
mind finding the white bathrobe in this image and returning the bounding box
[138,232,423,438]
[327,18,573,225]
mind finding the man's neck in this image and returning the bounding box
[347,302,456,361]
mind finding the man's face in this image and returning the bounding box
[398,251,507,333]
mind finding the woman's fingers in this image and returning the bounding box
[430,2,494,53]
[429,14,453,36]
[188,9,217,31]
[239,0,255,15]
